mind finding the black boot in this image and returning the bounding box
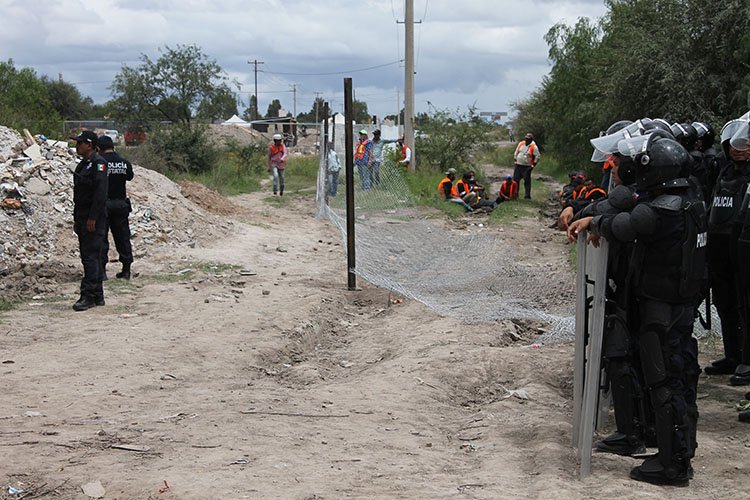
[595,432,646,456]
[730,364,750,386]
[73,296,97,311]
[116,263,131,280]
[704,357,738,375]
[630,455,690,487]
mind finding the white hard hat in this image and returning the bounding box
[273,134,282,140]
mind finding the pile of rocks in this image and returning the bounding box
[0,125,229,297]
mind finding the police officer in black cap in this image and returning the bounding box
[569,132,707,486]
[97,135,134,280]
[70,130,108,311]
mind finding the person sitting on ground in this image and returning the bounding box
[559,171,585,206]
[557,176,608,230]
[496,174,519,204]
[438,168,473,211]
[454,173,480,207]
[467,170,487,198]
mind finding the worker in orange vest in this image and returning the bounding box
[354,129,374,190]
[267,133,287,196]
[513,133,540,199]
[437,168,473,211]
[397,137,411,168]
[495,174,519,204]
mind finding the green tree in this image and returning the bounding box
[110,44,233,129]
[296,97,328,123]
[0,59,62,136]
[265,98,282,118]
[197,86,238,122]
[353,99,369,123]
[243,95,260,121]
[42,77,94,120]
[415,105,492,172]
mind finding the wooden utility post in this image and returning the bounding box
[344,78,356,290]
[248,59,263,119]
[404,0,415,171]
[323,101,329,205]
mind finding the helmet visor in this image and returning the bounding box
[616,135,651,159]
[730,121,750,151]
[590,120,647,154]
[721,119,745,144]
[590,148,610,162]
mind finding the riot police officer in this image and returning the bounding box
[570,133,706,486]
[70,130,108,311]
[97,135,134,280]
[703,119,750,378]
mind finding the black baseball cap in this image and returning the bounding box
[97,135,114,150]
[71,130,98,146]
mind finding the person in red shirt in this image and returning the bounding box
[495,174,519,204]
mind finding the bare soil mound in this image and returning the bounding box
[179,180,240,215]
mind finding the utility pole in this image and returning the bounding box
[344,78,356,291]
[290,84,297,117]
[248,59,264,120]
[404,0,415,171]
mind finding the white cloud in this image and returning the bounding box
[0,0,608,117]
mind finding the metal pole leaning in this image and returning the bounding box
[344,78,356,290]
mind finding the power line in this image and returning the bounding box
[261,59,403,76]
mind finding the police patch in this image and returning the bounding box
[97,164,105,172]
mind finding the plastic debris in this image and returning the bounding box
[158,480,170,493]
[7,484,23,495]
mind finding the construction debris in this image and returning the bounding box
[0,125,229,297]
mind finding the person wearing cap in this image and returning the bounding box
[437,168,473,211]
[495,174,519,204]
[98,135,134,280]
[70,130,108,311]
[397,137,411,168]
[326,142,342,197]
[267,133,287,195]
[513,132,540,199]
[370,129,397,186]
[354,129,374,190]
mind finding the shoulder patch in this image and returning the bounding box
[97,164,105,172]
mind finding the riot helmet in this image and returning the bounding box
[590,120,634,162]
[646,118,674,137]
[692,121,715,151]
[721,119,748,158]
[617,133,689,191]
[606,120,634,135]
[729,120,749,152]
[590,119,650,159]
[670,122,697,150]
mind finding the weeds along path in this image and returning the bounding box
[0,188,745,499]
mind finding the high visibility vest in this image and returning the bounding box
[584,187,606,199]
[354,139,371,161]
[573,187,585,200]
[499,180,518,199]
[454,180,470,197]
[270,144,284,156]
[438,177,454,198]
[603,155,615,172]
[515,141,536,164]
[401,144,410,166]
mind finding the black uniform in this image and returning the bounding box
[73,152,108,302]
[706,159,750,373]
[101,151,134,269]
[591,181,707,485]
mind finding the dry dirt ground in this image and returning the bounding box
[1,172,749,500]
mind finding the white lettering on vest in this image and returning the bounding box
[696,232,708,248]
[712,196,733,208]
[107,161,128,175]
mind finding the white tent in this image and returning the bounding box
[222,114,250,126]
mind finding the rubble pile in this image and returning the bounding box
[0,125,230,297]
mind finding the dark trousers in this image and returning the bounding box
[77,219,105,301]
[708,237,743,362]
[102,198,133,267]
[513,163,532,199]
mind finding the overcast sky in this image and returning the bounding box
[0,0,608,120]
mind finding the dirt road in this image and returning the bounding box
[1,186,748,499]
